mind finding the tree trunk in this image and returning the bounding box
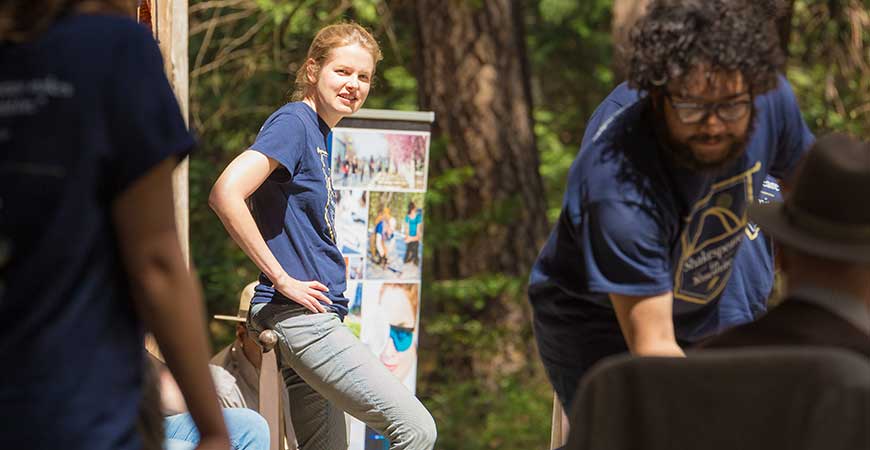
[413,0,548,382]
[776,0,795,59]
[612,0,651,81]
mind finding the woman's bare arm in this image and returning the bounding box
[209,150,331,313]
[113,158,229,449]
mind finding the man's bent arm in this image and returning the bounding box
[610,292,686,357]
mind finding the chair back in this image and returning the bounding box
[566,347,870,450]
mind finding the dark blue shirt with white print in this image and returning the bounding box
[248,102,349,319]
[529,77,813,361]
[0,14,193,450]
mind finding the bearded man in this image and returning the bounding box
[528,0,814,409]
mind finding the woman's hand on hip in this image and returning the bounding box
[274,274,332,313]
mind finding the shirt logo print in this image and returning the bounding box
[674,161,761,305]
[746,176,782,241]
[317,147,337,242]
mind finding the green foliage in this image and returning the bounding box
[786,0,870,136]
[527,0,616,222]
[422,376,553,450]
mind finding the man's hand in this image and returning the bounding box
[610,292,685,357]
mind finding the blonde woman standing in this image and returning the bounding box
[209,23,436,450]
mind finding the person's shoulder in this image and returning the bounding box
[278,101,312,116]
[603,82,642,109]
[700,300,848,349]
[585,95,648,151]
[209,363,236,378]
[277,101,318,123]
[34,14,154,68]
[755,74,799,112]
[578,104,662,202]
[208,364,240,393]
[209,343,233,366]
[584,85,643,145]
[257,102,311,136]
[57,13,152,47]
[264,102,312,129]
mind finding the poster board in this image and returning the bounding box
[330,109,434,450]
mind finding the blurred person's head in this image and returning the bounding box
[0,0,137,42]
[377,283,419,382]
[628,0,783,172]
[748,134,870,303]
[291,22,382,127]
[214,281,263,369]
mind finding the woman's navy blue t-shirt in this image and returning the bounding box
[0,14,193,450]
[248,102,349,319]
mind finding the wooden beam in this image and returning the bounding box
[154,0,191,264]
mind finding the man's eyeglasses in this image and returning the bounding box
[389,325,414,352]
[665,93,752,124]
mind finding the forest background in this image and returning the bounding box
[187,1,870,448]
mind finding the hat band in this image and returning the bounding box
[784,202,870,242]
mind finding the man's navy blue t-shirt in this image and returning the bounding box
[0,14,193,450]
[529,77,813,362]
[248,102,349,319]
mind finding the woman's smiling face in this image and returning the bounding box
[307,43,374,127]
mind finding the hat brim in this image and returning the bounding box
[213,315,246,323]
[749,202,870,264]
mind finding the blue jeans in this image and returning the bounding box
[249,302,437,450]
[163,408,269,450]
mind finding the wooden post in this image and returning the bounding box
[258,330,283,450]
[153,0,190,263]
[550,395,569,449]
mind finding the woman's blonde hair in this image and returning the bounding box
[291,22,383,101]
[0,0,136,42]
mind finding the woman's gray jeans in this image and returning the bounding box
[249,302,437,450]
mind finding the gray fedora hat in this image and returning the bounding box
[748,133,870,264]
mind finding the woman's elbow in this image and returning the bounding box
[208,182,230,214]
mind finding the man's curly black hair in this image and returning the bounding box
[627,0,784,96]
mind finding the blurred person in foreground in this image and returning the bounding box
[702,134,870,355]
[0,1,228,448]
[528,0,815,409]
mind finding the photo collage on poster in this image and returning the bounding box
[330,127,430,450]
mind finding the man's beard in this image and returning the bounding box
[653,101,756,172]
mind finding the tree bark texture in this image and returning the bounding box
[413,0,548,379]
[414,0,547,279]
[612,0,651,81]
[776,0,795,59]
